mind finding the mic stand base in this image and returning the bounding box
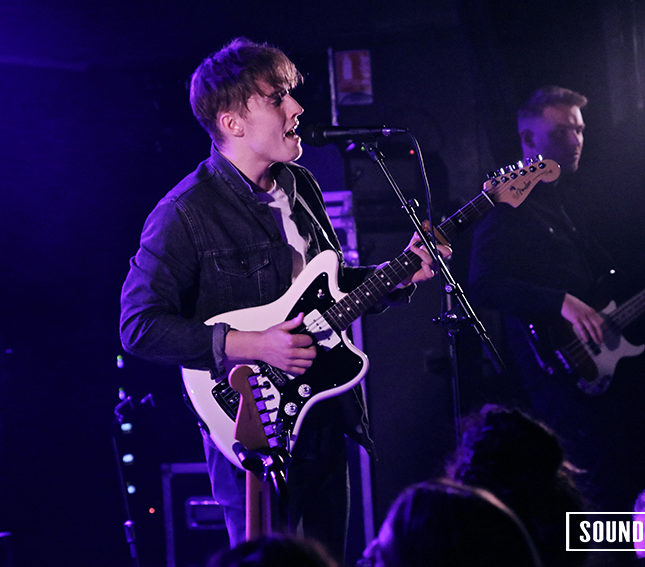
[233,442,290,538]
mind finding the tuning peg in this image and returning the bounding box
[486,171,497,179]
[516,160,524,168]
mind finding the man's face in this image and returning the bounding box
[522,103,585,174]
[236,83,304,167]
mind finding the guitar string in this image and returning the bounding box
[306,170,549,348]
[440,192,496,240]
[272,250,422,347]
[321,162,547,329]
[440,161,547,239]
[306,163,548,335]
[318,251,420,331]
[612,290,645,328]
[252,167,544,368]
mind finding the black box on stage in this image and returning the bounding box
[0,532,13,567]
[185,496,226,530]
[161,463,229,567]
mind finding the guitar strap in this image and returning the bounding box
[295,192,334,249]
[289,165,343,258]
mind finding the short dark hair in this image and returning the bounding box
[517,85,588,127]
[207,533,337,567]
[373,479,542,567]
[189,37,303,145]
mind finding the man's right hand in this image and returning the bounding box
[225,312,316,375]
[561,293,604,345]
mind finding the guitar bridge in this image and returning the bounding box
[257,361,289,387]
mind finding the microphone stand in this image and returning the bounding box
[233,442,290,535]
[360,140,505,443]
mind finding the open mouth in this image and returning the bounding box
[285,127,299,139]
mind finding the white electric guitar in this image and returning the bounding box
[183,158,560,469]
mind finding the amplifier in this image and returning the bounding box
[161,463,228,567]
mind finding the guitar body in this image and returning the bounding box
[528,300,645,395]
[182,250,368,469]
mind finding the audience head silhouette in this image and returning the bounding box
[206,533,337,567]
[446,404,587,566]
[362,478,542,567]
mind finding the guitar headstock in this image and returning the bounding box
[483,156,560,208]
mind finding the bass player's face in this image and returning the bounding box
[526,104,585,175]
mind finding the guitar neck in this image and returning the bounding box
[321,192,497,332]
[610,288,645,330]
[321,157,559,333]
[435,191,495,243]
[324,248,421,332]
[435,157,561,243]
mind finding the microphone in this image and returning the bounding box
[300,124,408,146]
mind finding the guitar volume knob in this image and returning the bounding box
[284,402,298,416]
[298,384,312,398]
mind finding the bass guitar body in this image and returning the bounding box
[528,298,645,395]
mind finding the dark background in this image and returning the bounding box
[1,1,644,565]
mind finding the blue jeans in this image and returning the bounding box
[202,402,350,561]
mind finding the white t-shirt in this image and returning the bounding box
[256,184,308,281]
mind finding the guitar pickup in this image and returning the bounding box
[304,309,341,350]
[211,382,240,421]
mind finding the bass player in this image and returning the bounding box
[468,85,645,515]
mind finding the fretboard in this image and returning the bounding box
[609,288,645,331]
[435,191,496,242]
[321,189,502,332]
[324,248,421,331]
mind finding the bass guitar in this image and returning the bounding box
[183,157,560,469]
[527,287,645,395]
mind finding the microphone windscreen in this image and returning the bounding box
[299,124,327,147]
